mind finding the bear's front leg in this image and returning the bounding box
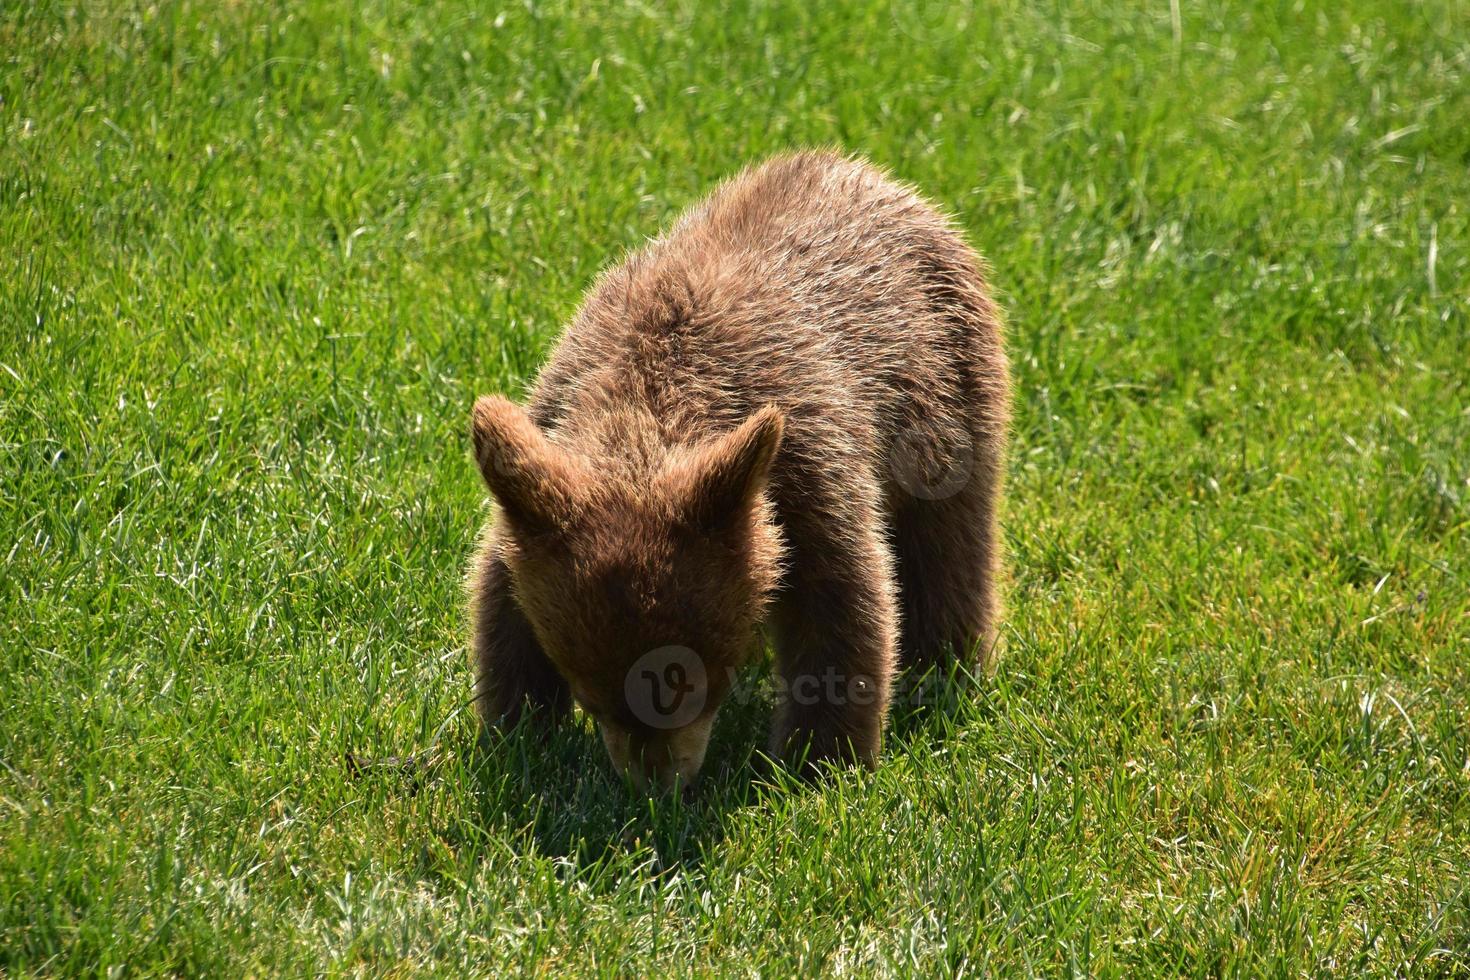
[767,507,899,772]
[468,536,570,732]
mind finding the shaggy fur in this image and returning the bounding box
[468,150,1010,789]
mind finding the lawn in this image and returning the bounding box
[3,0,1468,973]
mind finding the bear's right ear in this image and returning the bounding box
[471,396,583,533]
[662,404,784,533]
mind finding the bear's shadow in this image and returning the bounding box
[451,660,978,873]
[461,693,782,872]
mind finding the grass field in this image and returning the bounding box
[4,0,1469,973]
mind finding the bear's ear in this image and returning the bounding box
[664,405,784,533]
[471,395,584,533]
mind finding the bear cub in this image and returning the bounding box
[468,150,1010,791]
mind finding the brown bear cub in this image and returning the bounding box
[468,150,1010,791]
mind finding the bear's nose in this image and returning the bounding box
[598,717,715,794]
[621,744,699,795]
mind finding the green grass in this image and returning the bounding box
[3,0,1468,973]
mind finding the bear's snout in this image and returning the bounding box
[598,714,716,794]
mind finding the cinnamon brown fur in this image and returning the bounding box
[467,150,1010,789]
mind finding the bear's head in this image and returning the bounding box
[471,395,785,791]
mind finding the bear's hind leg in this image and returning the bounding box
[890,448,1004,676]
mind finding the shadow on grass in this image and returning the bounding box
[456,690,784,873]
[885,657,992,746]
[397,657,991,877]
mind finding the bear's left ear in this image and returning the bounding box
[662,405,784,533]
[471,395,586,533]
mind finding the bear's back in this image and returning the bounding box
[529,151,1008,504]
